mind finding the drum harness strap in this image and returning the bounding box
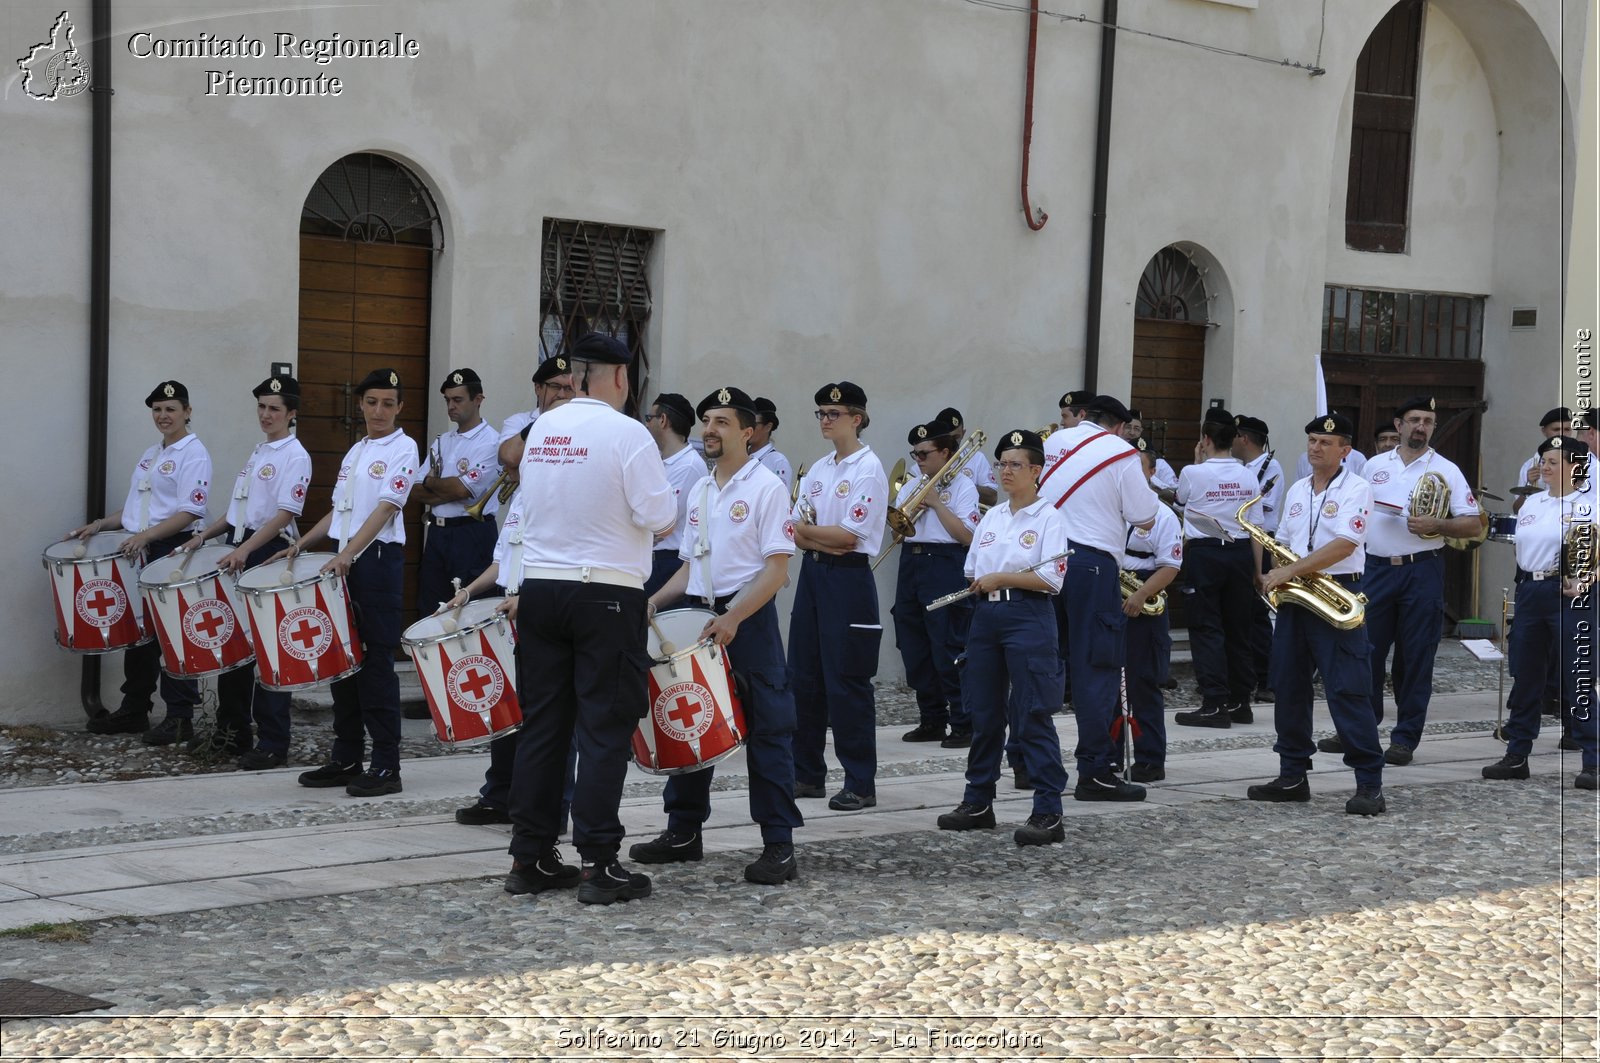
[335,439,369,551]
[228,446,255,545]
[691,478,716,609]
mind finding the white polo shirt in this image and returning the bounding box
[750,443,793,491]
[1178,457,1257,540]
[331,428,418,548]
[1241,451,1287,534]
[1039,423,1156,554]
[893,472,981,545]
[491,488,526,591]
[1276,468,1373,577]
[499,407,537,444]
[518,398,677,580]
[792,444,890,556]
[1513,490,1596,575]
[1123,501,1183,573]
[1362,447,1479,557]
[420,419,502,519]
[960,449,999,494]
[120,433,211,534]
[1150,457,1178,491]
[964,497,1068,593]
[657,445,708,554]
[679,459,795,599]
[225,434,311,540]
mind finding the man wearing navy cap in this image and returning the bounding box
[749,397,793,490]
[497,355,576,475]
[1233,414,1285,705]
[643,392,704,596]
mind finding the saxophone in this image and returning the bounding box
[1119,569,1166,617]
[1235,494,1367,630]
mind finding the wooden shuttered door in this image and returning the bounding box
[1131,319,1206,477]
[1345,0,1425,253]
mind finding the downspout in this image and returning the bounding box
[1082,0,1117,393]
[1019,0,1048,231]
[83,0,113,717]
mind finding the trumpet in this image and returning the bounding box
[463,468,515,521]
[1119,569,1166,616]
[1236,493,1366,630]
[927,548,1072,611]
[790,462,808,508]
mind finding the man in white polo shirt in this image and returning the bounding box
[643,392,705,595]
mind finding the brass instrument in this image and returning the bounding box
[1563,520,1597,587]
[887,432,986,539]
[790,462,808,507]
[887,458,910,501]
[1408,471,1450,539]
[463,469,514,521]
[1236,494,1367,630]
[1119,569,1166,617]
[1037,423,1059,440]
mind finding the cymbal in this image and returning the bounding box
[1475,487,1505,502]
[1509,485,1542,497]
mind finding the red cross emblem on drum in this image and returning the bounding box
[75,579,127,628]
[446,655,504,713]
[653,680,717,743]
[278,606,333,662]
[183,599,234,649]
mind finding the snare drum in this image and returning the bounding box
[402,599,522,747]
[140,546,255,679]
[1488,514,1518,544]
[42,532,151,654]
[631,607,748,775]
[236,554,363,691]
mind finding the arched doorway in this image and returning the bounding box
[1131,246,1211,476]
[297,152,442,621]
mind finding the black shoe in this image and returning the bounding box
[238,748,287,771]
[1014,813,1065,846]
[1383,743,1414,766]
[1576,770,1599,791]
[298,761,361,788]
[744,844,798,885]
[455,802,512,825]
[1229,702,1254,725]
[1012,766,1033,791]
[937,802,996,831]
[1559,734,1580,751]
[1543,697,1562,718]
[629,829,703,864]
[828,790,876,811]
[1073,773,1146,802]
[1482,754,1530,780]
[1253,687,1275,703]
[402,703,431,720]
[1345,786,1386,816]
[1129,763,1165,783]
[901,722,946,743]
[86,707,149,735]
[577,860,652,905]
[1316,736,1345,755]
[940,730,973,749]
[141,717,194,746]
[1160,677,1178,691]
[505,847,580,894]
[793,781,827,799]
[1173,706,1231,729]
[1247,774,1310,802]
[345,769,402,797]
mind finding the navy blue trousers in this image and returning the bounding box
[1182,539,1257,706]
[960,595,1069,815]
[1063,543,1126,778]
[661,598,804,844]
[215,534,293,754]
[1364,551,1444,749]
[120,533,201,719]
[1503,578,1600,767]
[789,553,880,796]
[1248,550,1273,689]
[329,541,404,772]
[891,544,972,732]
[1124,608,1171,767]
[1270,593,1384,787]
[417,519,498,615]
[1053,592,1073,703]
[510,578,650,866]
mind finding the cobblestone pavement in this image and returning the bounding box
[2,779,1594,1059]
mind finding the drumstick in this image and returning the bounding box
[72,543,87,559]
[649,614,676,657]
[439,578,464,633]
[278,554,298,586]
[168,544,199,583]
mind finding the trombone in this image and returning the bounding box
[872,432,986,570]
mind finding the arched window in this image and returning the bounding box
[301,153,442,249]
[1344,0,1425,253]
[1135,247,1209,323]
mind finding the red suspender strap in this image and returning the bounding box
[1053,448,1136,510]
[1038,429,1112,489]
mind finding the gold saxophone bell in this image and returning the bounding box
[1237,494,1367,630]
[1119,570,1166,616]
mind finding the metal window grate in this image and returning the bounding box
[1322,285,1483,360]
[1135,247,1210,323]
[539,219,656,404]
[301,153,442,249]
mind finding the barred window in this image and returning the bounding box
[1322,285,1484,360]
[539,219,656,406]
[1344,0,1425,253]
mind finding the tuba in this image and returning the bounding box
[1119,569,1166,616]
[1236,494,1367,630]
[886,432,986,539]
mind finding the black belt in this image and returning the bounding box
[1516,570,1560,584]
[978,588,1049,602]
[1125,550,1155,560]
[1369,551,1439,566]
[906,543,966,557]
[1187,536,1248,548]
[805,550,869,568]
[430,515,482,528]
[1067,541,1114,560]
[1330,573,1364,588]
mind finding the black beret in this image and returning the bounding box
[1539,435,1590,459]
[252,375,299,400]
[354,368,402,395]
[1235,415,1270,438]
[532,355,571,383]
[1087,394,1132,423]
[1203,405,1234,428]
[696,386,758,421]
[1541,406,1573,427]
[1305,412,1355,439]
[936,407,963,429]
[908,418,958,446]
[995,428,1046,460]
[653,392,695,424]
[1394,395,1437,419]
[1125,408,1142,421]
[1374,424,1400,438]
[570,332,633,365]
[1134,436,1150,453]
[1574,410,1593,431]
[1059,390,1088,409]
[814,381,868,407]
[439,368,481,393]
[752,396,779,428]
[145,380,189,406]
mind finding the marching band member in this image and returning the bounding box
[789,381,889,813]
[892,417,981,746]
[1042,388,1090,708]
[1374,425,1402,455]
[1122,412,1178,493]
[1358,396,1481,765]
[71,380,211,745]
[1295,437,1367,481]
[936,429,1070,844]
[1247,413,1386,815]
[1511,407,1571,512]
[1172,407,1258,728]
[412,369,501,616]
[937,407,998,507]
[1038,394,1154,801]
[643,392,704,595]
[1481,436,1598,789]
[632,386,805,884]
[749,397,793,490]
[182,375,311,768]
[1120,439,1182,781]
[506,333,676,905]
[496,355,575,477]
[1234,414,1285,705]
[286,368,418,798]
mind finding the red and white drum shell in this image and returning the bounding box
[139,546,256,679]
[631,607,748,776]
[236,554,364,691]
[42,532,152,654]
[402,599,522,747]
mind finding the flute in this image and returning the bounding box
[926,549,1073,611]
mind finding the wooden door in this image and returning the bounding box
[1132,318,1206,477]
[297,235,432,622]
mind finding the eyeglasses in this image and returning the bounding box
[995,460,1038,472]
[909,448,940,460]
[814,409,845,422]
